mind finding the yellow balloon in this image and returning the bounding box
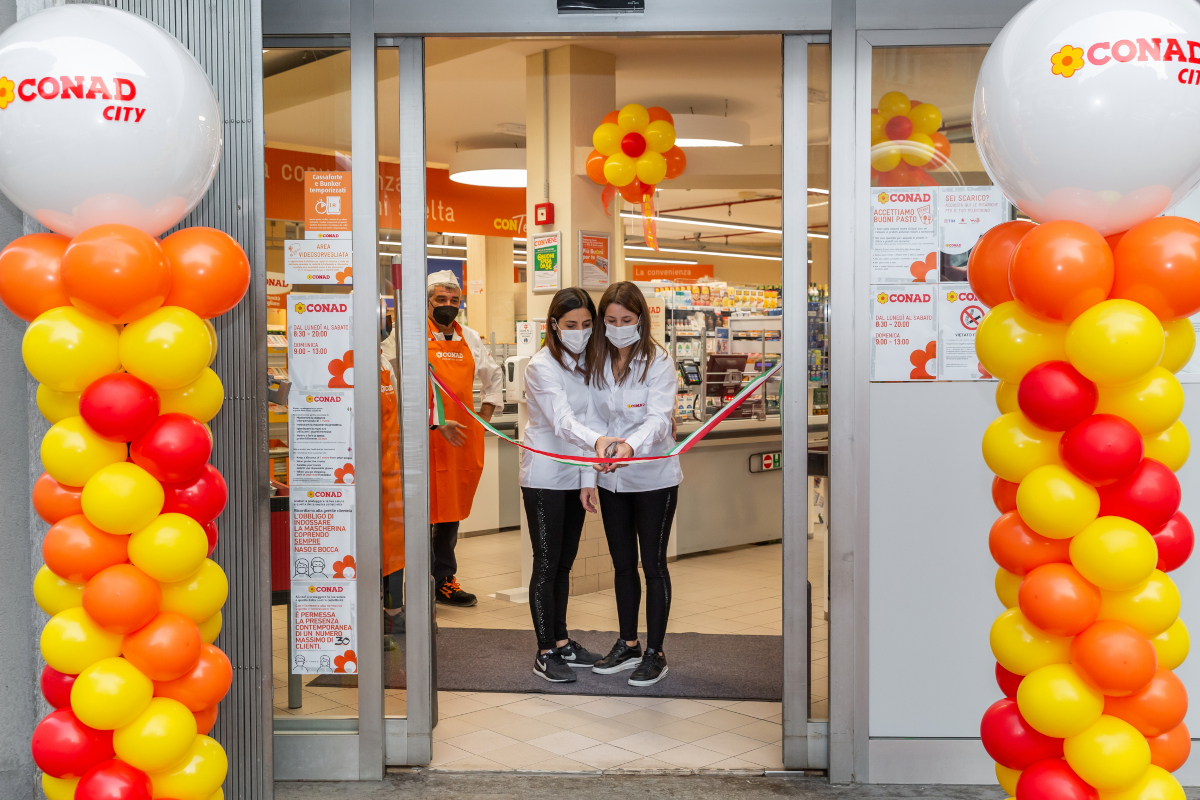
[616,103,649,133]
[119,306,212,391]
[901,132,935,167]
[41,773,78,800]
[592,122,623,156]
[870,146,902,173]
[1070,517,1158,591]
[643,119,676,153]
[128,513,209,583]
[635,150,667,185]
[996,381,1020,414]
[40,607,123,674]
[198,610,222,645]
[161,559,228,624]
[1160,317,1196,372]
[996,764,1020,797]
[1016,465,1099,540]
[871,113,887,145]
[158,368,224,423]
[1143,421,1189,472]
[1096,367,1184,436]
[976,302,1069,383]
[33,565,83,616]
[82,462,165,535]
[909,103,943,135]
[36,384,81,424]
[603,152,636,187]
[114,697,198,773]
[40,416,127,487]
[1098,764,1186,800]
[71,656,154,730]
[203,318,218,367]
[207,791,224,800]
[1066,299,1165,386]
[1098,570,1180,638]
[149,735,228,800]
[1017,663,1104,738]
[22,306,121,392]
[982,412,1062,483]
[877,90,911,120]
[1151,618,1189,670]
[1064,715,1151,791]
[990,607,1072,676]
[996,567,1022,609]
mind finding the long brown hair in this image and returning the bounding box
[543,287,596,376]
[589,281,664,387]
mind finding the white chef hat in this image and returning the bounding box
[427,269,460,289]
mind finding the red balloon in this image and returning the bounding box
[79,374,161,443]
[130,413,212,483]
[619,178,653,204]
[885,115,913,140]
[996,662,1023,699]
[1015,758,1097,800]
[1060,414,1144,487]
[75,759,152,800]
[30,708,114,779]
[969,220,1036,309]
[1098,459,1181,532]
[203,520,219,556]
[980,698,1064,769]
[620,131,647,158]
[41,665,76,709]
[1151,512,1194,572]
[32,471,83,524]
[0,233,71,322]
[162,464,227,525]
[993,477,1019,513]
[1018,361,1097,431]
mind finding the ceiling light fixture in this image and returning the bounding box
[671,114,750,147]
[626,245,780,262]
[448,148,527,188]
[620,210,779,235]
[626,256,699,265]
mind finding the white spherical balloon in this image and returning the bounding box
[974,0,1200,235]
[0,5,221,237]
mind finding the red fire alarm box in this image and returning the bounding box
[534,202,555,225]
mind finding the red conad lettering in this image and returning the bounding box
[59,76,83,99]
[1137,37,1162,61]
[1088,42,1111,65]
[1190,41,1200,64]
[102,105,115,120]
[1112,40,1136,62]
[85,76,112,100]
[17,79,35,101]
[114,78,136,101]
[37,77,59,99]
[1180,67,1191,84]
[1165,38,1187,62]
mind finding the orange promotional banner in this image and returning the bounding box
[265,148,527,238]
[304,171,352,238]
[631,263,715,281]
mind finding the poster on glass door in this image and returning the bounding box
[284,240,353,285]
[937,283,992,380]
[288,391,354,484]
[290,582,357,675]
[291,486,356,579]
[870,285,937,381]
[871,189,938,283]
[938,186,1007,282]
[288,293,353,391]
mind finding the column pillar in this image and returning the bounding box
[466,234,517,343]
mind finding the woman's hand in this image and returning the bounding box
[594,437,633,473]
[438,420,467,447]
[580,487,598,513]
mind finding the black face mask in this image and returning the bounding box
[431,305,459,326]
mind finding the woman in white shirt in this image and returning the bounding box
[587,281,682,687]
[520,287,607,683]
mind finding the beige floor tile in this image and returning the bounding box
[690,731,767,757]
[729,718,782,743]
[429,741,470,767]
[652,698,716,719]
[654,743,727,769]
[570,743,641,769]
[541,694,598,708]
[485,742,560,769]
[688,708,761,730]
[613,757,689,771]
[608,708,681,730]
[521,756,598,773]
[705,757,769,771]
[607,731,686,757]
[431,715,481,740]
[725,701,782,720]
[525,730,605,756]
[740,742,783,768]
[443,729,522,755]
[534,707,610,731]
[430,753,507,771]
[489,715,564,743]
[573,697,643,718]
[436,694,491,718]
[649,718,723,743]
[456,692,526,709]
[565,717,644,743]
[503,697,568,718]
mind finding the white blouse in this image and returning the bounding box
[519,348,603,490]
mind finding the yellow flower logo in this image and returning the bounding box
[0,77,14,110]
[1051,45,1085,78]
[877,192,889,203]
[294,302,305,313]
[877,292,888,305]
[947,291,958,302]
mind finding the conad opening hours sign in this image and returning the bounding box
[870,287,937,381]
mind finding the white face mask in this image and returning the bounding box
[557,326,591,354]
[605,318,642,349]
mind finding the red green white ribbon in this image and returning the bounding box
[429,361,782,467]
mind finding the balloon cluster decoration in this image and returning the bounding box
[870,91,951,187]
[587,104,687,250]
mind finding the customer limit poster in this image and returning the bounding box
[291,583,357,674]
[938,186,1007,282]
[291,487,356,579]
[579,230,610,291]
[288,391,354,484]
[871,189,938,283]
[937,283,992,381]
[288,293,353,391]
[870,286,938,381]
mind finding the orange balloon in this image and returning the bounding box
[32,472,83,525]
[585,149,607,185]
[194,704,218,736]
[1009,220,1114,322]
[1112,215,1200,320]
[122,611,202,682]
[153,644,232,711]
[993,476,1019,513]
[160,228,252,319]
[42,514,129,583]
[1105,231,1126,252]
[1019,563,1101,637]
[1072,620,1158,697]
[619,179,651,204]
[60,224,172,324]
[968,220,1035,309]
[663,146,687,180]
[989,511,1072,576]
[82,564,162,634]
[602,110,619,125]
[928,131,951,168]
[1105,668,1189,736]
[1148,721,1190,772]
[647,106,674,125]
[0,233,71,322]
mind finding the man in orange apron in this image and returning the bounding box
[427,270,503,607]
[381,357,405,643]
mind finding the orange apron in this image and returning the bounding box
[380,363,405,576]
[428,319,485,524]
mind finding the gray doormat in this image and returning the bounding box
[308,627,782,701]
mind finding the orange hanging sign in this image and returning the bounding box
[304,171,352,239]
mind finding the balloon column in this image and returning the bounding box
[586,104,687,249]
[870,91,951,187]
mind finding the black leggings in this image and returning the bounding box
[598,485,678,652]
[522,487,587,650]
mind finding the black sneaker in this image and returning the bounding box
[558,639,600,669]
[628,648,668,686]
[384,609,406,635]
[436,577,477,607]
[591,639,643,674]
[533,650,577,683]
